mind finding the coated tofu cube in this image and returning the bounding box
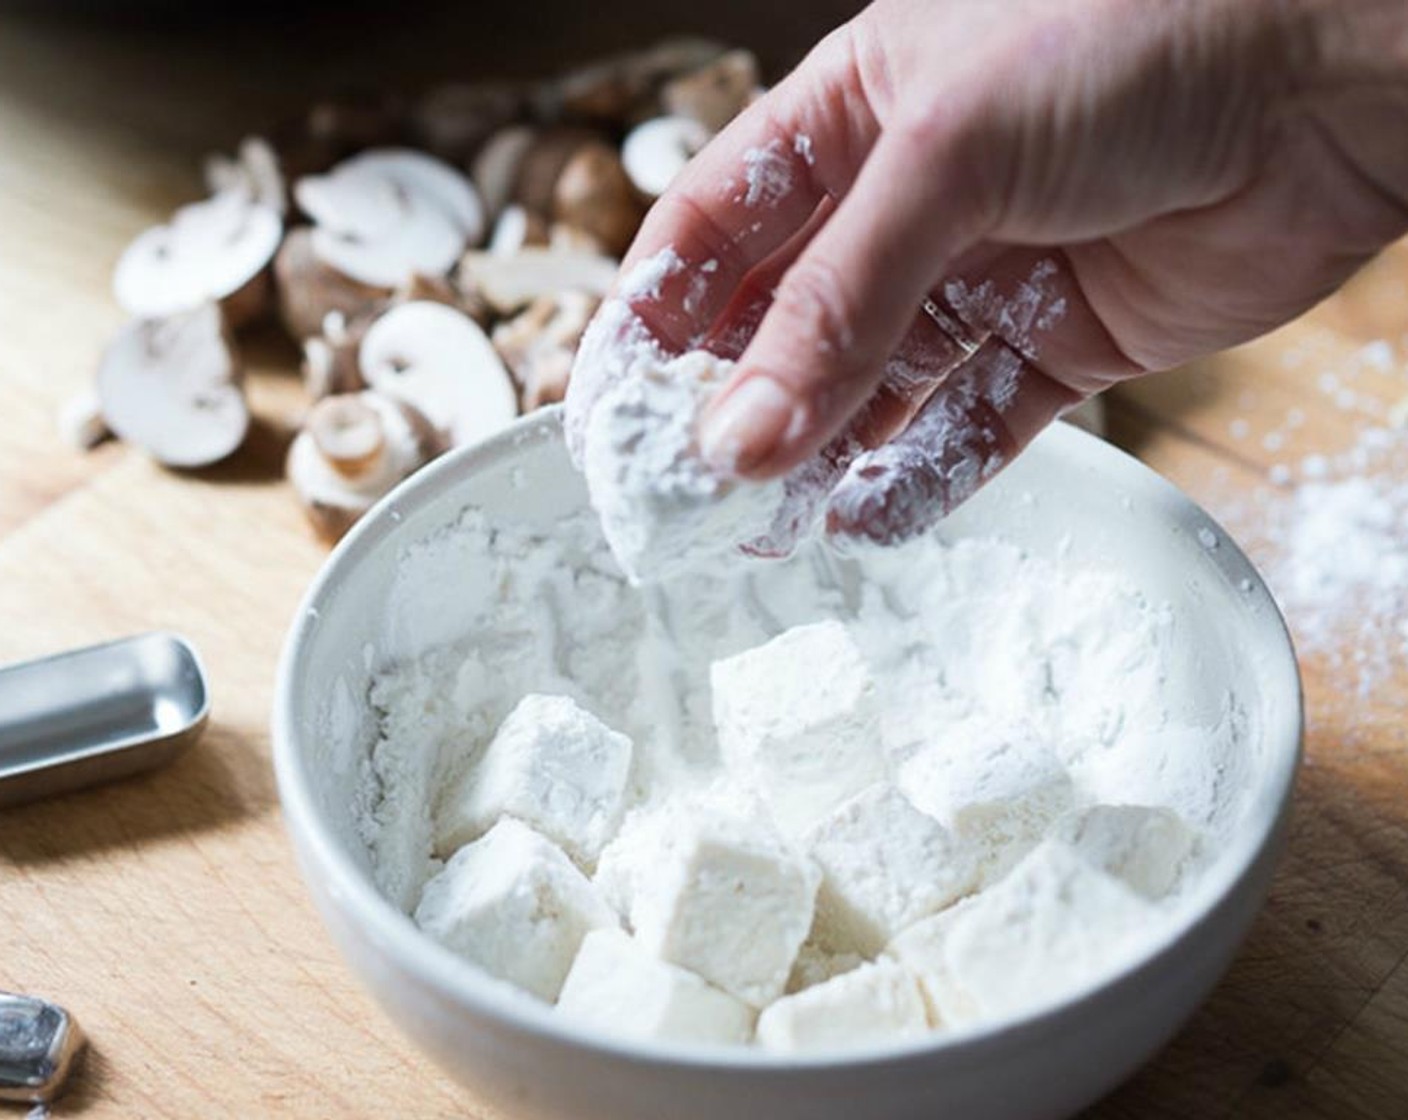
[897,720,1073,879]
[1052,804,1197,899]
[414,818,617,1002]
[557,928,755,1045]
[711,620,885,837]
[607,810,819,1007]
[436,693,633,866]
[885,897,984,1029]
[755,961,930,1053]
[806,784,978,955]
[940,841,1156,1020]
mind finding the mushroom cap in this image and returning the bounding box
[97,303,249,468]
[458,247,618,316]
[274,227,389,340]
[296,148,485,288]
[358,300,518,448]
[113,190,282,320]
[288,391,440,542]
[552,142,645,258]
[621,116,712,198]
[472,125,538,220]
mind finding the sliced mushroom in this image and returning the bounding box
[411,82,524,163]
[488,204,550,256]
[358,300,518,447]
[288,391,443,542]
[302,310,370,399]
[458,247,617,316]
[551,142,646,258]
[113,190,282,328]
[548,38,726,126]
[295,149,485,289]
[274,227,389,340]
[96,303,248,468]
[393,270,491,326]
[204,136,287,215]
[661,49,761,132]
[492,290,599,410]
[511,128,601,218]
[472,124,538,221]
[621,116,712,198]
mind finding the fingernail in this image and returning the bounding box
[700,376,798,475]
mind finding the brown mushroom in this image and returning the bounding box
[96,303,248,468]
[661,49,761,132]
[113,190,282,330]
[274,227,389,341]
[471,124,538,221]
[288,391,444,542]
[511,128,602,218]
[492,290,600,410]
[411,82,525,163]
[551,142,646,257]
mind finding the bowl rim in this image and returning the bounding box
[272,407,1303,1072]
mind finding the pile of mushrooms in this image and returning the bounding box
[74,39,763,542]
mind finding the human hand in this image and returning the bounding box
[573,0,1408,548]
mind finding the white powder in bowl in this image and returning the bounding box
[355,497,1249,1048]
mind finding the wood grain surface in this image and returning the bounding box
[1,5,1405,1117]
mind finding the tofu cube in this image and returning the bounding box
[885,897,984,1029]
[711,620,885,838]
[612,810,819,1007]
[941,841,1156,1020]
[897,720,1073,878]
[1052,805,1197,899]
[806,784,978,955]
[436,693,633,866]
[755,961,930,1053]
[414,818,617,1002]
[557,929,755,1045]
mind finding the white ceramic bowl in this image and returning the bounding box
[273,410,1301,1120]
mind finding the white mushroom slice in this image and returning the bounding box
[113,190,282,324]
[472,125,537,219]
[288,391,442,542]
[488,204,547,257]
[358,300,518,447]
[347,149,485,242]
[458,248,617,315]
[295,169,404,238]
[204,136,285,214]
[310,189,465,288]
[622,116,711,198]
[492,290,599,410]
[96,303,248,468]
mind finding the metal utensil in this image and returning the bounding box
[0,991,85,1103]
[0,633,209,808]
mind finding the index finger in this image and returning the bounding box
[617,25,882,351]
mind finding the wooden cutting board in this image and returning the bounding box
[1,7,1406,1118]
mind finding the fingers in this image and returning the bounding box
[699,119,999,479]
[939,249,1142,390]
[740,307,974,557]
[824,340,1084,545]
[618,27,882,352]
